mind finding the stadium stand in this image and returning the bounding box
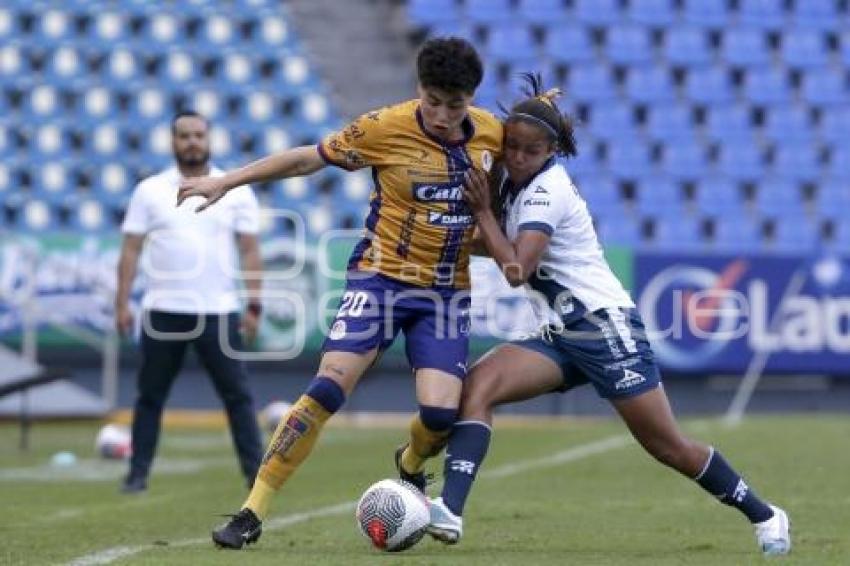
[1,0,358,237]
[406,0,848,251]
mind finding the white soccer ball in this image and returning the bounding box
[95,424,131,460]
[355,479,430,552]
[260,400,292,433]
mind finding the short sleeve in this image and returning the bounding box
[516,181,570,236]
[230,185,260,234]
[317,109,387,171]
[121,182,149,235]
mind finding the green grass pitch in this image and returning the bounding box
[2,415,848,565]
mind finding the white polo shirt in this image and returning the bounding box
[122,165,259,314]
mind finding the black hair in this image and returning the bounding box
[416,36,483,95]
[171,110,209,133]
[504,73,578,158]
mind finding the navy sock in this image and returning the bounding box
[441,421,492,517]
[304,376,346,414]
[695,447,773,523]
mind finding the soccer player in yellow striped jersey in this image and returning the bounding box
[178,37,502,549]
[318,98,501,289]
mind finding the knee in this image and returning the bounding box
[419,404,457,432]
[459,369,500,419]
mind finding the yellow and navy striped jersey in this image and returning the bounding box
[318,99,502,289]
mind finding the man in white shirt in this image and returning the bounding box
[115,111,264,493]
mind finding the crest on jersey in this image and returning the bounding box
[329,320,347,340]
[481,150,493,172]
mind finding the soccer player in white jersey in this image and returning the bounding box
[426,74,791,556]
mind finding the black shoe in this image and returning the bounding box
[212,508,263,549]
[120,474,147,494]
[394,444,429,494]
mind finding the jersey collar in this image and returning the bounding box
[415,106,475,147]
[502,156,557,204]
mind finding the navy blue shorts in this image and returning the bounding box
[512,307,661,399]
[322,272,471,378]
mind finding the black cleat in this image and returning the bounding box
[120,474,147,494]
[212,508,263,549]
[394,444,429,494]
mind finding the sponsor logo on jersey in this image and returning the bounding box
[413,182,465,202]
[522,198,551,207]
[427,211,474,226]
[614,368,646,390]
[533,185,549,194]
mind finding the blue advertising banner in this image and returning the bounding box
[634,253,850,374]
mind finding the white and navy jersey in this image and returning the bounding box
[500,158,634,327]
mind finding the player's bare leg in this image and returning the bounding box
[429,345,563,543]
[212,349,377,549]
[612,386,790,555]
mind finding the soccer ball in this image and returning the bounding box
[355,479,430,552]
[95,424,131,460]
[260,400,292,433]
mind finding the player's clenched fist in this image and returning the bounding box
[177,176,229,212]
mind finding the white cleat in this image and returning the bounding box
[754,505,791,556]
[426,497,463,545]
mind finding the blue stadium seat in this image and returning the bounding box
[545,26,595,64]
[704,104,752,142]
[21,199,57,231]
[596,215,641,246]
[605,25,654,66]
[645,113,684,153]
[684,66,734,104]
[660,142,706,180]
[589,105,637,140]
[771,217,820,251]
[712,213,761,249]
[814,178,850,218]
[771,143,820,182]
[819,106,850,145]
[487,26,537,63]
[628,0,676,27]
[763,104,814,143]
[780,29,829,68]
[465,0,514,25]
[652,215,704,248]
[801,67,848,106]
[826,147,850,179]
[573,0,620,27]
[574,173,621,211]
[743,67,792,105]
[716,139,765,180]
[663,27,713,67]
[625,65,676,104]
[753,178,802,215]
[633,175,685,216]
[841,30,850,67]
[72,199,108,232]
[517,0,569,27]
[736,0,786,31]
[44,44,84,81]
[682,0,729,29]
[606,141,653,178]
[721,29,771,68]
[568,64,618,102]
[792,1,840,31]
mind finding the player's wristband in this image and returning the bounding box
[247,302,263,316]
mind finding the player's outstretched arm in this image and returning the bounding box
[177,145,326,211]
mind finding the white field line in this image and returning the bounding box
[64,432,633,566]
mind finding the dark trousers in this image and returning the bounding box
[129,310,263,483]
